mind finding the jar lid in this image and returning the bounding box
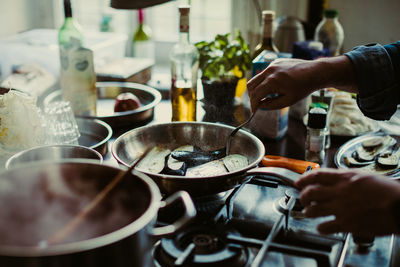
[323,9,338,18]
[310,102,329,111]
[307,107,327,129]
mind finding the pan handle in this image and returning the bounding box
[262,155,320,174]
[148,191,196,237]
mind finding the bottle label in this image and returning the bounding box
[309,135,325,152]
[180,14,189,33]
[60,47,97,116]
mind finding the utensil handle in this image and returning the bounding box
[149,191,196,237]
[262,155,320,174]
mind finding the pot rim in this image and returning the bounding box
[0,159,162,257]
[5,144,104,170]
[111,121,265,179]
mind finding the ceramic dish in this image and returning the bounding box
[334,132,400,177]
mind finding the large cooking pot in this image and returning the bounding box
[112,122,265,196]
[0,160,195,267]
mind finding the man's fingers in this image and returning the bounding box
[317,220,343,235]
[303,202,335,218]
[247,70,268,92]
[256,95,290,110]
[299,184,337,207]
[295,169,353,189]
[249,82,278,111]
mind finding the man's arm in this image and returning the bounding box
[345,42,400,120]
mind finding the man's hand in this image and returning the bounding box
[294,169,400,236]
[247,56,357,112]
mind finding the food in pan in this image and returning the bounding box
[114,92,142,112]
[343,135,399,174]
[136,145,248,177]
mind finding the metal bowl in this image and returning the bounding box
[43,82,162,129]
[5,144,103,170]
[76,118,112,156]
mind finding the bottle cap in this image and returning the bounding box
[308,41,323,51]
[307,107,327,129]
[179,5,190,15]
[323,9,338,18]
[262,10,275,21]
[309,102,329,111]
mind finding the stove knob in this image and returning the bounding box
[353,234,375,253]
[284,189,299,202]
[284,189,303,211]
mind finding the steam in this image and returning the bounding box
[0,168,139,247]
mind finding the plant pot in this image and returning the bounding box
[201,79,238,108]
[201,78,239,123]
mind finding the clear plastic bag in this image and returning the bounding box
[0,90,47,152]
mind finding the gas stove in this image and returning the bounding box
[153,173,395,267]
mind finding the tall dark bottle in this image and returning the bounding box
[253,10,279,59]
[58,0,83,49]
[58,0,97,116]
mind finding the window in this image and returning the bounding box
[71,0,232,49]
[150,0,231,43]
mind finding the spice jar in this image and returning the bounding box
[305,107,327,164]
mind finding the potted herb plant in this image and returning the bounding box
[195,29,251,109]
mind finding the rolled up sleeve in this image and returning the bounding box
[345,43,400,120]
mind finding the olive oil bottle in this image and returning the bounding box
[170,5,199,122]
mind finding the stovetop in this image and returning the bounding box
[153,173,395,267]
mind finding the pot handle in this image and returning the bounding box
[149,191,196,237]
[247,167,301,186]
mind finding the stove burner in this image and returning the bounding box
[153,225,250,266]
[192,234,218,254]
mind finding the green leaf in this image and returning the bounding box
[195,29,251,81]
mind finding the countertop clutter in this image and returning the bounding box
[1,27,400,267]
[1,71,400,267]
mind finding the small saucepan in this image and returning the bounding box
[112,122,265,196]
[0,160,195,267]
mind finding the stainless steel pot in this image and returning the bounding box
[0,160,195,267]
[112,122,265,196]
[5,144,103,169]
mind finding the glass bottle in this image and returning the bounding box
[170,5,199,122]
[133,9,154,59]
[305,107,327,164]
[314,9,344,56]
[58,0,97,116]
[58,0,83,50]
[253,10,279,60]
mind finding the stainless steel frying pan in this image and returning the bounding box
[112,122,265,196]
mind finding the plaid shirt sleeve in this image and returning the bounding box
[344,42,400,120]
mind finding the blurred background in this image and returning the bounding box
[0,0,399,87]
